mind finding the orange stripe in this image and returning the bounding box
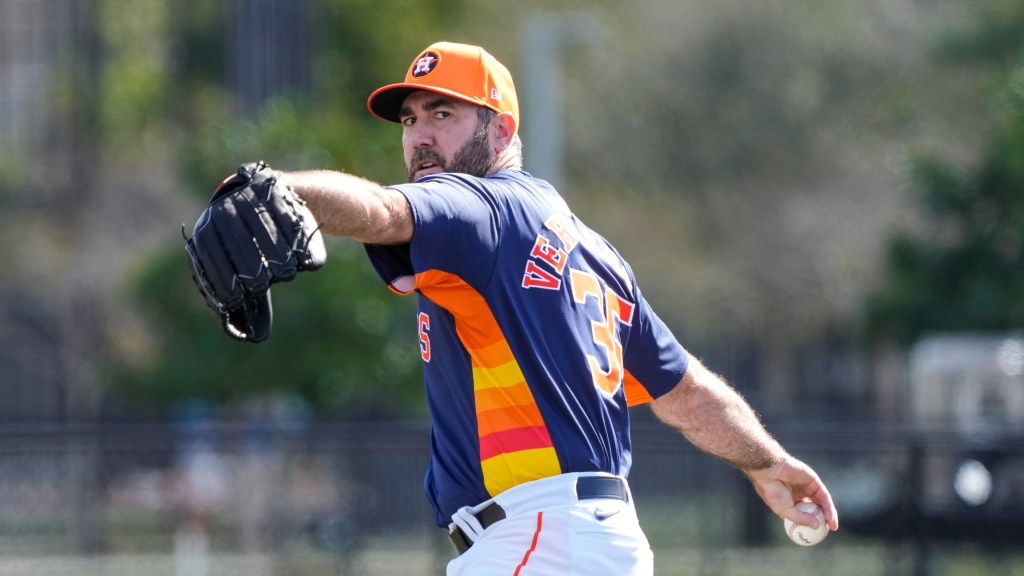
[476,404,547,436]
[416,270,504,349]
[624,369,654,406]
[475,381,536,412]
[473,339,517,368]
[514,512,544,576]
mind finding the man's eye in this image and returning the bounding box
[434,111,451,119]
[401,117,416,127]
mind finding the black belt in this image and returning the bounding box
[448,475,628,554]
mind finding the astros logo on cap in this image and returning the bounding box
[411,52,440,78]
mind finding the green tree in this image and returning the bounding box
[863,2,1024,343]
[107,0,507,418]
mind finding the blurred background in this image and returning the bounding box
[2,0,1024,574]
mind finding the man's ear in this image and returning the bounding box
[493,112,517,152]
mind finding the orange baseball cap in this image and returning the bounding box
[367,42,519,131]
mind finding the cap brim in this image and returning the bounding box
[367,83,492,123]
[367,84,418,123]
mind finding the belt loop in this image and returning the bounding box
[448,526,472,554]
[448,501,506,555]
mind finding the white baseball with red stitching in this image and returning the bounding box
[784,501,829,546]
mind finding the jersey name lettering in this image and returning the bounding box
[521,214,581,290]
[522,260,561,290]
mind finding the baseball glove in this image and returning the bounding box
[184,161,326,342]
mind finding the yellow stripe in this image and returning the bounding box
[480,447,562,497]
[472,360,526,391]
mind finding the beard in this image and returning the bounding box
[406,122,494,182]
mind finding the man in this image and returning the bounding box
[275,41,838,575]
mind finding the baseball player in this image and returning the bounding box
[256,41,838,575]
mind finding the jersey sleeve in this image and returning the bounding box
[622,287,689,405]
[364,175,501,292]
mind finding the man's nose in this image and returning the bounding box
[408,122,434,148]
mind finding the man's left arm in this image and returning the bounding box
[650,354,839,531]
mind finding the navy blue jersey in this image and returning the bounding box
[365,170,688,525]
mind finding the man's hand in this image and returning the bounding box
[650,354,839,531]
[745,453,839,528]
[744,456,839,531]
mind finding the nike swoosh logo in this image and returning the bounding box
[594,509,621,521]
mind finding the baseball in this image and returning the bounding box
[784,501,829,546]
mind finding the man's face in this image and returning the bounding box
[399,91,494,182]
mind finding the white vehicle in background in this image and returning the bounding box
[913,332,1024,516]
[838,333,1024,544]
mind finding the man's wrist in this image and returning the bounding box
[740,451,788,476]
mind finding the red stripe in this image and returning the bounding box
[478,426,554,461]
[513,512,543,576]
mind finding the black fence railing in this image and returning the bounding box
[0,421,1020,575]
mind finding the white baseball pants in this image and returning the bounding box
[446,472,653,576]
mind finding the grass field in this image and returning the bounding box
[0,542,1020,576]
